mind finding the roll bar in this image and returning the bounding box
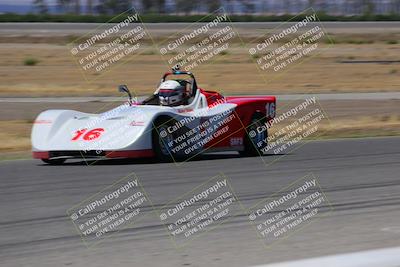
[161,70,198,95]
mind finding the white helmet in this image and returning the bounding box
[157,80,186,106]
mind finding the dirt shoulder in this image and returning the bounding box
[0,42,399,97]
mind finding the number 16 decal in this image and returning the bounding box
[71,128,105,141]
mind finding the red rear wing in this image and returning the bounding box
[199,89,225,107]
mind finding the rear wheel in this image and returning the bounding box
[41,158,66,165]
[240,113,268,157]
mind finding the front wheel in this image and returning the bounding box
[41,158,66,165]
[240,114,268,157]
[152,117,178,162]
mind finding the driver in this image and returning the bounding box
[157,80,188,106]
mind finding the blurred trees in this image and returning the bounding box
[362,0,375,16]
[74,0,81,14]
[175,0,194,14]
[96,0,131,14]
[33,0,48,14]
[142,0,166,13]
[240,0,255,13]
[55,0,79,14]
[87,0,93,14]
[33,0,400,15]
[205,0,221,12]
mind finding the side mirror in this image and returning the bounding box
[118,84,132,105]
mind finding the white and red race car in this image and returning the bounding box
[32,70,276,164]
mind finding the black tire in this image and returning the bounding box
[41,158,66,165]
[152,117,179,162]
[240,113,268,157]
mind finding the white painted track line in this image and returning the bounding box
[252,246,400,267]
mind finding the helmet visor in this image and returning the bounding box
[158,89,180,98]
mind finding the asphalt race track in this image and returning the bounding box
[1,137,400,267]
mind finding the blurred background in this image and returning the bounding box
[2,0,400,16]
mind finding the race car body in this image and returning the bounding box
[31,70,276,164]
